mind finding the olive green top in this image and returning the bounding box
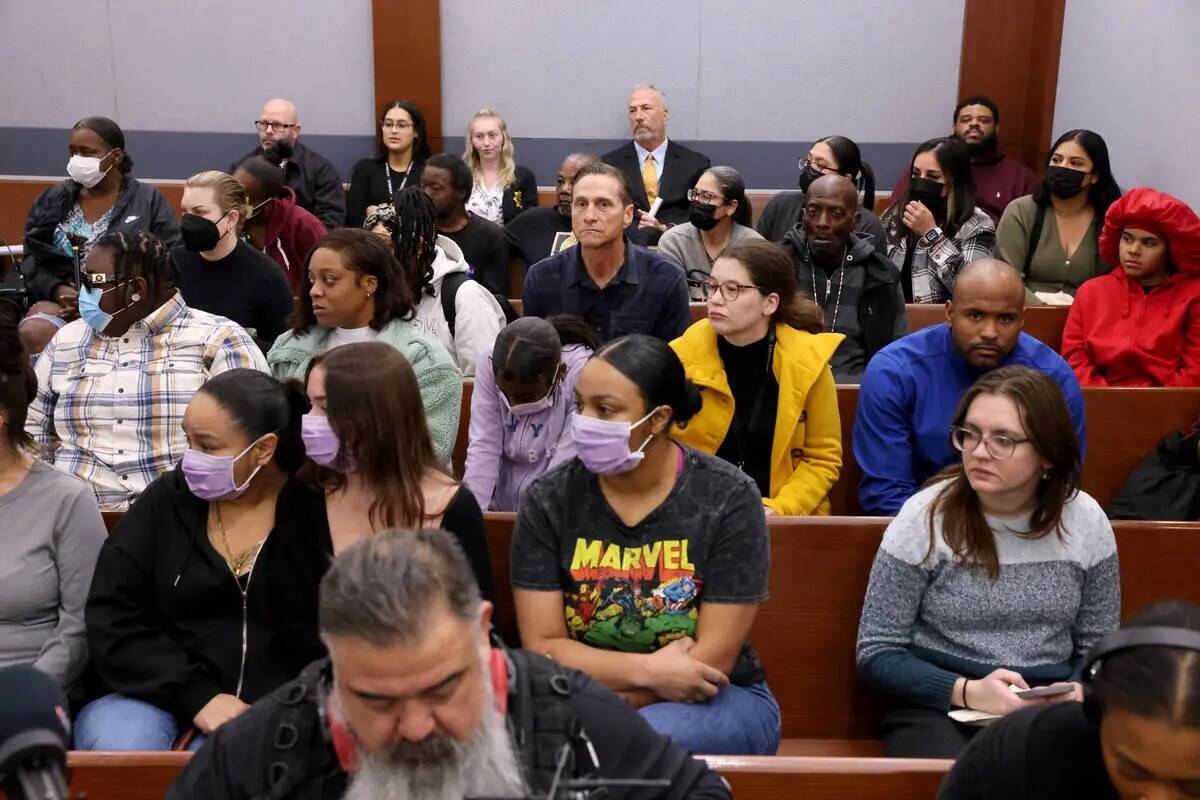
[995,195,1106,304]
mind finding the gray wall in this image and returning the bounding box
[1055,0,1200,208]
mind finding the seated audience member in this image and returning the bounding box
[882,137,996,303]
[464,315,598,512]
[857,365,1119,759]
[174,171,293,348]
[463,109,538,225]
[18,302,66,357]
[757,135,886,244]
[390,188,507,376]
[781,174,908,382]
[27,232,267,509]
[855,259,1085,515]
[266,228,461,462]
[346,99,429,228]
[603,85,712,245]
[996,130,1122,304]
[233,154,327,295]
[522,162,691,342]
[302,342,495,601]
[657,166,764,298]
[939,601,1200,800]
[671,241,842,514]
[167,530,732,800]
[421,153,508,295]
[78,369,330,751]
[892,96,1038,223]
[513,334,780,756]
[505,153,599,276]
[230,98,345,229]
[21,116,180,314]
[1063,187,1200,387]
[0,302,104,690]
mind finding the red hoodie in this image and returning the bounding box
[262,187,327,294]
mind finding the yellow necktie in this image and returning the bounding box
[642,154,659,204]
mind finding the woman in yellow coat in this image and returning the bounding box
[671,240,844,515]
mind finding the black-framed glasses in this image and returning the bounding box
[254,120,296,133]
[798,156,837,174]
[950,426,1031,459]
[700,278,762,302]
[687,188,726,205]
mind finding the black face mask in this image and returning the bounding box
[180,212,229,252]
[798,163,825,193]
[688,200,722,232]
[1042,166,1088,199]
[909,177,948,222]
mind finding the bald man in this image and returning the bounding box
[853,258,1086,515]
[230,98,345,229]
[602,85,710,246]
[782,174,908,382]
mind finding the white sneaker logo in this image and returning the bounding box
[124,215,139,224]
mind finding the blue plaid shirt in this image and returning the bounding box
[26,293,268,509]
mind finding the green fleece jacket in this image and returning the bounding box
[267,322,462,463]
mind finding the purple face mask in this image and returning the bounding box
[572,408,659,475]
[181,438,265,501]
[302,413,344,469]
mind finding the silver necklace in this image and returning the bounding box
[810,244,848,333]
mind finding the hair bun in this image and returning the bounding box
[674,378,704,424]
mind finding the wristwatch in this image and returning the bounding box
[921,227,943,247]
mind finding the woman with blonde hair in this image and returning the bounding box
[174,170,293,347]
[462,109,538,224]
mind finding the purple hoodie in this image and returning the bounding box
[463,343,592,511]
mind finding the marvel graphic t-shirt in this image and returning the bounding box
[511,446,770,685]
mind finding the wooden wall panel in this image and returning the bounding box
[0,180,184,250]
[372,0,444,153]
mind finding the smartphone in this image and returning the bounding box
[1015,684,1075,700]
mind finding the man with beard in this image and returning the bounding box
[231,98,346,230]
[781,174,908,383]
[892,97,1038,223]
[505,153,599,274]
[421,153,508,296]
[852,258,1086,516]
[168,528,730,800]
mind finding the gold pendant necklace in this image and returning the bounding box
[214,504,266,578]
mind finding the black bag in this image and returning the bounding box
[1107,432,1200,521]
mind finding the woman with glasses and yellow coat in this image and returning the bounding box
[669,240,843,516]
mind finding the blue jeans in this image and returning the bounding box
[639,680,781,755]
[74,694,206,751]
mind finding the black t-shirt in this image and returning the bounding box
[442,214,508,296]
[504,206,572,267]
[511,448,769,685]
[173,241,294,348]
[714,334,778,497]
[938,703,1119,800]
[345,156,425,228]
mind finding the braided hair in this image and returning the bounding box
[390,187,439,298]
[92,231,176,308]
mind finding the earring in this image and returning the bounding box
[1041,471,1051,480]
[131,293,141,302]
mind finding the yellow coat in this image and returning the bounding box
[670,320,844,515]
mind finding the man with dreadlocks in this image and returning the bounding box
[25,231,267,509]
[390,187,506,377]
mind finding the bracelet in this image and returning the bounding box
[962,679,972,710]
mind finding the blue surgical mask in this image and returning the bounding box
[77,287,114,332]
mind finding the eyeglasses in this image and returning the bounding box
[381,120,414,130]
[798,157,837,174]
[950,426,1031,460]
[687,188,726,205]
[254,120,297,133]
[700,278,762,302]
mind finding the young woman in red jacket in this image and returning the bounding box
[1062,187,1200,386]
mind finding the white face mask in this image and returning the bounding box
[67,151,114,188]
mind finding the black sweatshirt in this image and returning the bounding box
[714,334,778,497]
[173,241,294,349]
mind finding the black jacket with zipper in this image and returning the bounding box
[20,176,181,301]
[85,469,332,725]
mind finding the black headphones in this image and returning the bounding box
[1079,626,1200,720]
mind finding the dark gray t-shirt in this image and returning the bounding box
[511,446,770,685]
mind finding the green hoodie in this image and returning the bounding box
[267,322,463,463]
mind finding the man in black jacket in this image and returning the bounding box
[230,98,346,230]
[781,175,908,383]
[603,85,710,246]
[169,528,730,800]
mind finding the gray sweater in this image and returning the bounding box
[656,222,763,299]
[0,460,106,688]
[855,483,1120,711]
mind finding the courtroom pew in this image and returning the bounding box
[452,379,474,478]
[905,303,1069,354]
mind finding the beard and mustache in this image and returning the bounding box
[958,129,998,158]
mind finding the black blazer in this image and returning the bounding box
[602,140,711,243]
[500,165,539,225]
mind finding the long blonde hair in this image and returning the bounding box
[463,109,516,189]
[184,170,252,221]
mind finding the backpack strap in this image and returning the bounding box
[1023,202,1049,278]
[251,660,341,800]
[505,649,591,795]
[440,271,469,336]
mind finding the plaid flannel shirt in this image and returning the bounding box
[26,293,268,509]
[887,207,997,303]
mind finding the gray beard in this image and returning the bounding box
[342,692,527,800]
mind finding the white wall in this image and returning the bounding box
[1055,0,1200,208]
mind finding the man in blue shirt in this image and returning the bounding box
[853,259,1086,515]
[522,162,691,343]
